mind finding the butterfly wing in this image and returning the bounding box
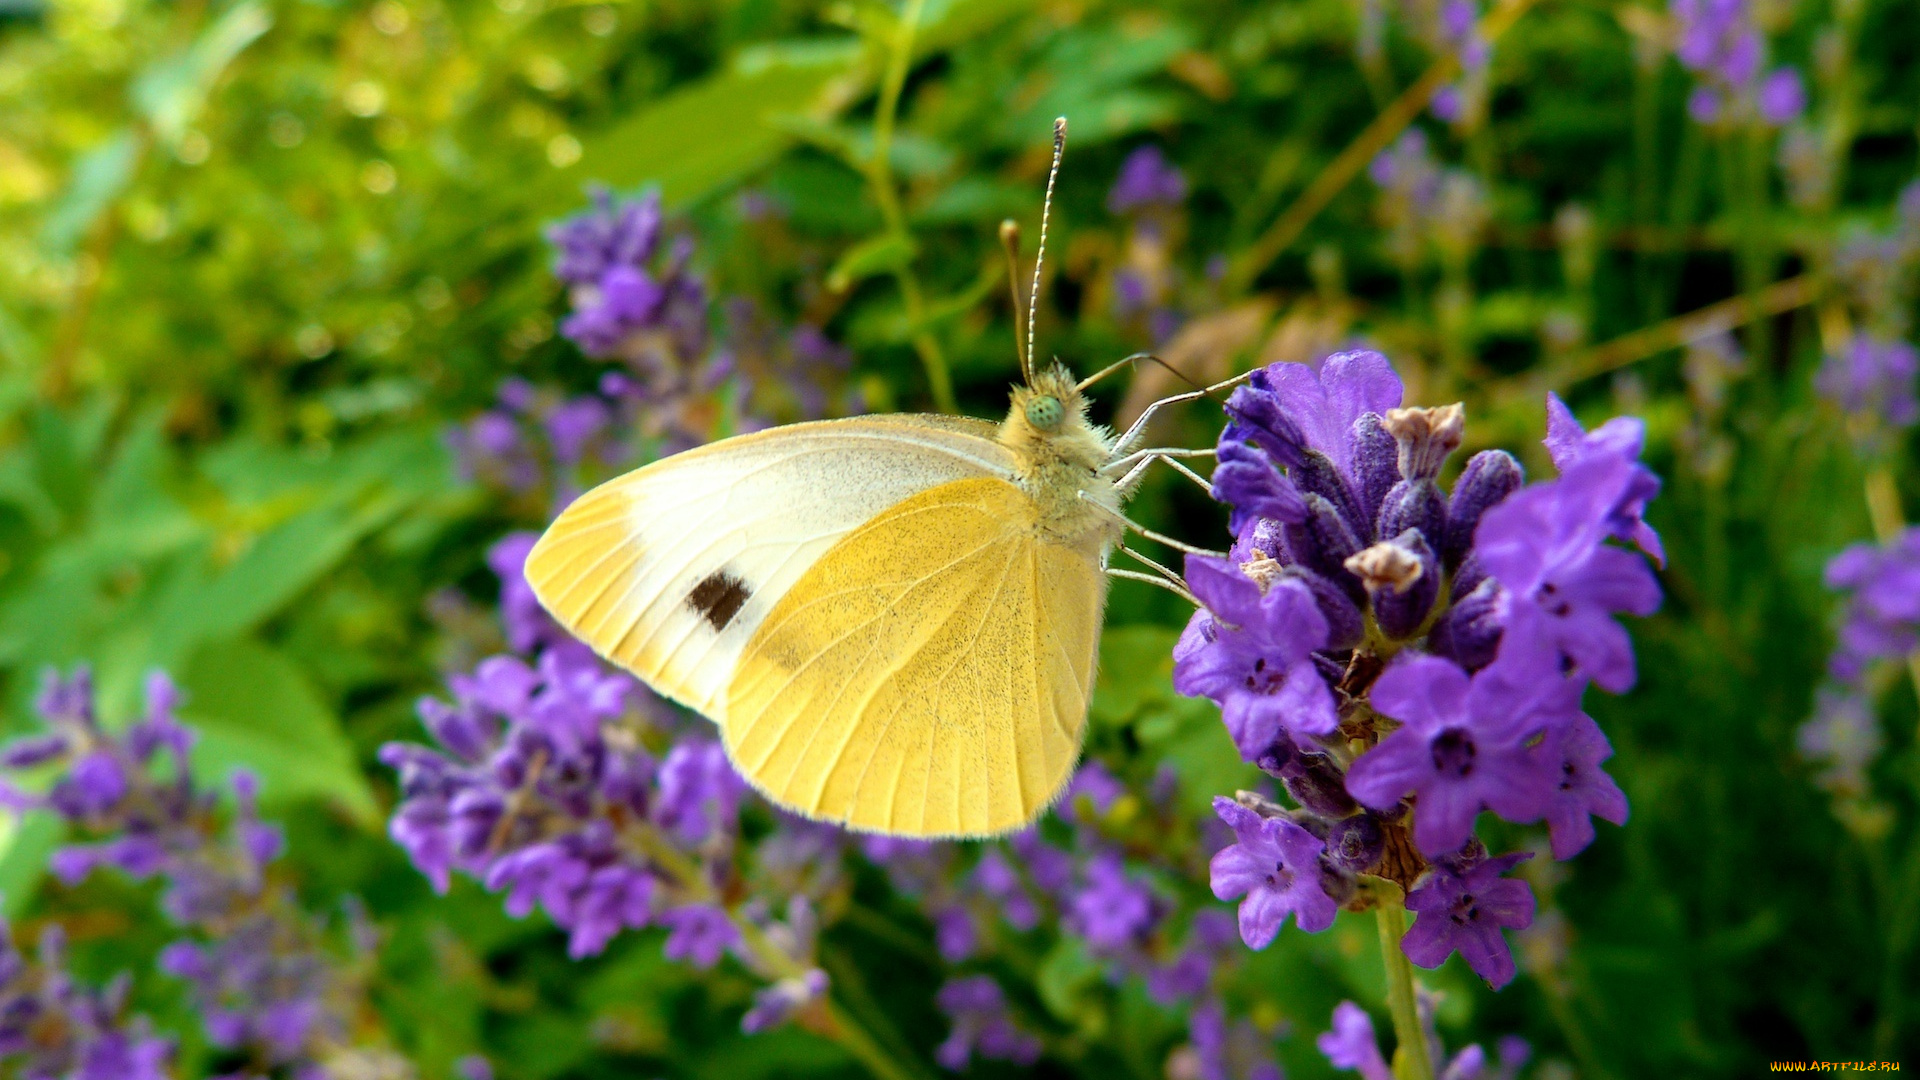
[722,476,1107,837]
[524,415,1016,720]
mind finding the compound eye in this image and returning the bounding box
[1026,395,1065,430]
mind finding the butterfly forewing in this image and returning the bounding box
[524,416,1015,719]
[723,477,1105,837]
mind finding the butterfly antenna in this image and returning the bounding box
[999,219,1030,382]
[1027,116,1067,385]
[1075,351,1222,397]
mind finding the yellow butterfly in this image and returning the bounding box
[525,120,1226,837]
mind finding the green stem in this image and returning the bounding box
[1538,971,1615,1080]
[627,826,930,1080]
[1861,468,1918,1058]
[1376,891,1435,1080]
[825,999,925,1080]
[867,0,955,412]
[1631,36,1661,326]
[1872,833,1920,1057]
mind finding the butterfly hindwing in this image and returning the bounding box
[722,476,1106,837]
[524,415,1016,720]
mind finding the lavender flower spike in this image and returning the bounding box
[933,976,1043,1071]
[1823,528,1920,682]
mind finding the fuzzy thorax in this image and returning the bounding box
[998,364,1123,549]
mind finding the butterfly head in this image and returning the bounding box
[1001,363,1110,472]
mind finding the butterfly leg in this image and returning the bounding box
[1107,567,1200,605]
[1076,490,1225,558]
[1108,369,1257,459]
[1108,545,1199,605]
[1103,447,1215,498]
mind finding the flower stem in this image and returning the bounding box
[626,826,930,1080]
[1375,890,1435,1080]
[866,0,955,413]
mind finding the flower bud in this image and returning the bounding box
[1350,412,1400,538]
[1326,814,1387,875]
[1254,740,1295,779]
[1282,753,1360,818]
[1284,567,1366,650]
[1318,861,1359,906]
[1212,441,1307,533]
[1283,494,1364,600]
[1377,478,1447,549]
[1293,450,1370,542]
[1359,531,1441,640]
[1224,383,1308,469]
[1428,575,1506,671]
[1444,449,1523,569]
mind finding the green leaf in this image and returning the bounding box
[1093,625,1254,819]
[176,635,379,824]
[1036,934,1107,1031]
[39,130,140,253]
[140,497,403,674]
[0,811,63,919]
[563,43,861,210]
[826,231,918,292]
[130,0,272,148]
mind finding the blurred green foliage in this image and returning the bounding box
[1,0,1918,1075]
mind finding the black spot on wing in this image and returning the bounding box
[688,570,751,632]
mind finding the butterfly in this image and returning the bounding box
[525,120,1231,837]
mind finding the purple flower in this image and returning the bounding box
[1757,67,1805,124]
[1492,1035,1533,1080]
[53,752,127,818]
[1671,0,1800,128]
[1824,528,1920,681]
[970,848,1039,931]
[1402,852,1535,988]
[488,533,556,653]
[654,740,746,845]
[661,904,739,969]
[569,866,657,959]
[932,904,977,963]
[1008,829,1075,897]
[1064,760,1127,817]
[1208,797,1337,948]
[1317,1001,1393,1080]
[1798,686,1882,797]
[1145,909,1237,1005]
[1069,852,1159,951]
[1186,999,1285,1080]
[741,969,828,1034]
[1108,145,1188,213]
[1543,393,1665,565]
[548,186,663,286]
[1175,565,1336,759]
[934,977,1042,1071]
[1345,653,1576,857]
[1475,458,1663,693]
[1816,333,1919,432]
[1226,352,1403,484]
[1542,713,1630,859]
